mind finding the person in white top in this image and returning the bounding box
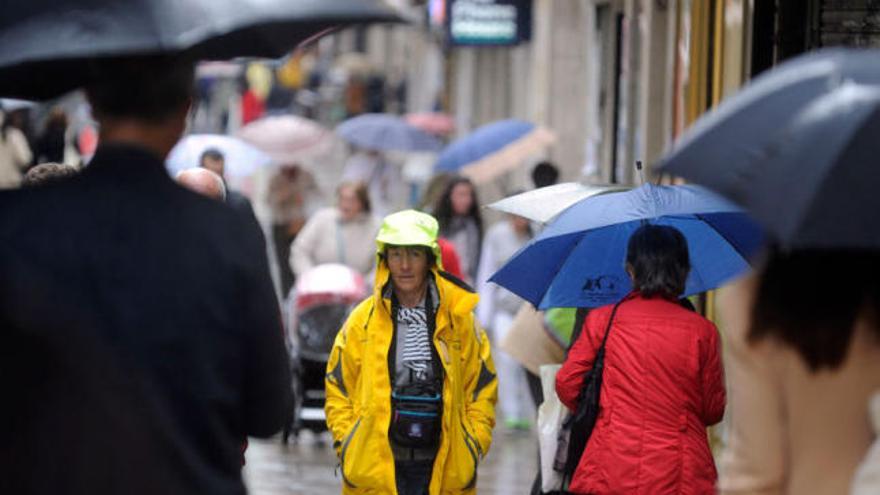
[290,181,381,281]
[476,213,534,430]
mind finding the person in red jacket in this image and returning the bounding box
[556,224,726,495]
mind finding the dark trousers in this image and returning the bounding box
[395,459,433,495]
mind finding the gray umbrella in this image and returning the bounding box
[336,113,443,152]
[661,48,880,249]
[659,48,880,179]
[0,0,400,100]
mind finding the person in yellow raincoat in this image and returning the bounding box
[325,209,498,495]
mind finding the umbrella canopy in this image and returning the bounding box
[658,49,880,181]
[661,48,880,249]
[336,113,443,152]
[0,0,400,100]
[0,98,36,112]
[238,115,335,165]
[490,184,763,309]
[405,112,456,136]
[165,134,271,178]
[434,119,555,185]
[487,182,629,224]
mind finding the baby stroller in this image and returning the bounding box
[283,263,367,443]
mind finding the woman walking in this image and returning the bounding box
[434,177,483,284]
[556,224,725,494]
[290,181,380,279]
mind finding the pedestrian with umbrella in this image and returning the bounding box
[660,48,880,495]
[555,224,726,494]
[236,113,337,294]
[485,182,759,494]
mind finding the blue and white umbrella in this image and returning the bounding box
[434,119,555,184]
[490,184,764,309]
[336,113,442,152]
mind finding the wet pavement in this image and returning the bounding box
[244,428,539,494]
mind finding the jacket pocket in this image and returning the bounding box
[340,418,362,488]
[441,418,480,490]
[461,422,480,490]
[340,416,387,489]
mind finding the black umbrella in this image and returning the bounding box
[0,0,400,100]
[660,48,880,249]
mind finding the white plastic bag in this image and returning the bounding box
[537,364,566,493]
[852,392,880,495]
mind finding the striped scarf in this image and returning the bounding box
[398,305,432,380]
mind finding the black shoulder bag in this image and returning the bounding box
[553,299,624,488]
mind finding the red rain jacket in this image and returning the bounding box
[556,293,725,494]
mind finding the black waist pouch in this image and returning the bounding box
[390,384,442,449]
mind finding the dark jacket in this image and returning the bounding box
[0,144,291,495]
[556,293,725,495]
[227,189,259,226]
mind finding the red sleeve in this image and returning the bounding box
[700,322,726,425]
[438,237,464,280]
[555,310,604,411]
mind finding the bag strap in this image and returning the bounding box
[559,298,626,490]
[597,298,624,351]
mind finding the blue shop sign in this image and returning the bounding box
[446,0,532,46]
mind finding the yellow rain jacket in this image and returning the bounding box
[325,261,498,494]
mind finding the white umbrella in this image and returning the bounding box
[486,182,629,224]
[166,134,272,177]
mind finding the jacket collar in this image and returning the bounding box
[83,144,173,184]
[374,262,479,337]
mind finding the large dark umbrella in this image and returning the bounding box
[0,0,400,100]
[660,48,880,249]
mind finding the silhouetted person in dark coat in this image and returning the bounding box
[0,56,291,495]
